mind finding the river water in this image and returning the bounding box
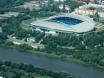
[0,47,104,78]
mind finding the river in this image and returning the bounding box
[0,47,104,78]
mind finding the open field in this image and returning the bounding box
[20,18,36,30]
[96,23,104,32]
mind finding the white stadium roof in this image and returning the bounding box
[31,13,95,33]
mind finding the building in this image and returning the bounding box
[0,12,19,19]
[97,7,104,18]
[80,0,103,3]
[0,76,3,78]
[79,0,95,3]
[59,4,70,12]
[45,30,58,36]
[16,0,49,10]
[96,0,104,4]
[75,5,96,15]
[75,3,104,18]
[27,37,35,43]
[31,13,95,33]
[54,0,66,2]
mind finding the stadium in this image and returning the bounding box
[31,13,95,33]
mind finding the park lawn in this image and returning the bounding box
[96,23,104,32]
[20,18,36,30]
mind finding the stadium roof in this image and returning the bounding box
[31,13,95,33]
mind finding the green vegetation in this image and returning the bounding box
[40,32,104,69]
[93,12,100,22]
[96,23,104,32]
[20,18,35,30]
[0,61,81,78]
[0,5,104,70]
[0,0,104,74]
[0,32,8,44]
[1,14,30,35]
[0,0,33,13]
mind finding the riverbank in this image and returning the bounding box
[0,43,104,71]
[0,61,81,78]
[0,46,104,78]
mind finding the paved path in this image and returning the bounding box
[8,36,44,48]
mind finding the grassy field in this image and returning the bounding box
[20,18,36,30]
[96,23,104,32]
[20,17,48,30]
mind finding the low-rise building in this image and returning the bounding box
[75,5,96,15]
[97,7,104,18]
[13,41,21,45]
[80,0,104,4]
[45,30,58,36]
[27,37,35,43]
[59,4,70,12]
[75,3,104,18]
[16,0,48,10]
[0,76,3,78]
[0,12,19,19]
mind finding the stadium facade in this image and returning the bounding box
[31,13,95,33]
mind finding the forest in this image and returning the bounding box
[0,61,80,78]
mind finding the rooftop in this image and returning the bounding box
[31,13,95,33]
